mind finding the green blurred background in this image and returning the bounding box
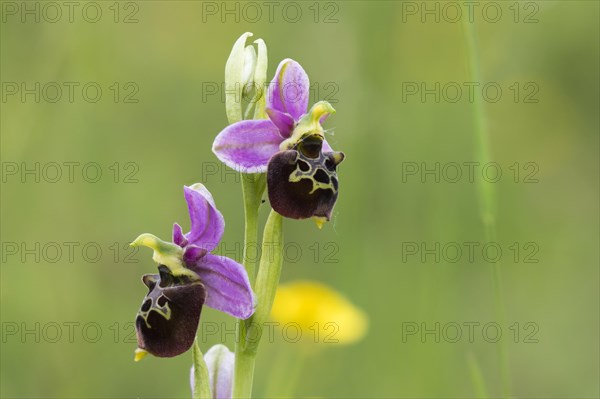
[1,1,598,397]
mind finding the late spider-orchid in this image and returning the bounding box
[131,184,255,360]
[212,59,345,226]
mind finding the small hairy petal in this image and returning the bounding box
[266,107,295,138]
[183,245,208,265]
[266,59,310,121]
[187,254,256,320]
[212,120,283,174]
[172,223,188,247]
[183,185,225,252]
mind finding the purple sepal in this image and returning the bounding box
[183,185,225,252]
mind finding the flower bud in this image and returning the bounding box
[225,32,268,123]
[190,344,234,399]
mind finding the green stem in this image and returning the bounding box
[240,173,266,286]
[262,348,309,397]
[467,351,490,399]
[462,19,512,398]
[232,339,256,399]
[192,339,212,399]
[246,210,284,354]
[277,350,308,397]
[232,210,284,398]
[232,174,263,399]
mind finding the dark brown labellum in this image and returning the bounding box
[135,265,206,357]
[267,135,344,220]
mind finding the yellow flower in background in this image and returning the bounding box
[271,280,368,345]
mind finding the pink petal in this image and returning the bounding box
[187,254,255,320]
[213,120,283,174]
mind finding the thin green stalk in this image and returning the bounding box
[240,174,267,286]
[462,20,512,398]
[245,210,284,354]
[229,63,266,398]
[467,351,490,398]
[232,338,256,399]
[277,350,308,398]
[233,209,284,398]
[262,347,288,397]
[192,339,212,399]
[232,174,263,399]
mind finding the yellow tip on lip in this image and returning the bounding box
[134,348,148,362]
[313,217,327,230]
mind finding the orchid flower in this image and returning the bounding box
[190,344,234,399]
[131,184,255,360]
[212,59,345,226]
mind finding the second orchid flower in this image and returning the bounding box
[131,184,256,360]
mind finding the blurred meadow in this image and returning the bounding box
[1,1,599,398]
